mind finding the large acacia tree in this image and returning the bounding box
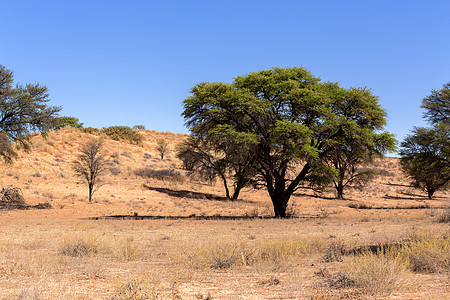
[400,82,450,198]
[320,83,396,199]
[400,126,450,199]
[0,65,60,162]
[183,67,393,217]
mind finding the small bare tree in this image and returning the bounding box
[73,139,107,202]
[156,138,169,160]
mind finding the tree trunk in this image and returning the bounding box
[427,188,435,199]
[266,163,310,218]
[220,174,231,199]
[88,184,93,202]
[231,186,241,201]
[271,194,288,218]
[269,179,289,218]
[231,179,246,201]
[336,181,344,200]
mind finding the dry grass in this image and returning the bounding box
[0,130,448,299]
[343,248,413,296]
[400,229,450,273]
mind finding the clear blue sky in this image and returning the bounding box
[2,0,449,147]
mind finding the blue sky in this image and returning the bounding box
[2,0,449,148]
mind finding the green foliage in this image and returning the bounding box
[421,82,450,125]
[182,67,393,217]
[80,126,100,135]
[399,125,450,199]
[132,124,146,130]
[400,82,450,199]
[54,116,83,129]
[0,132,17,163]
[319,83,396,199]
[0,65,61,162]
[101,126,143,145]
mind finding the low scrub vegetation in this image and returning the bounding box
[317,229,449,297]
[437,207,450,223]
[400,229,449,273]
[101,126,143,145]
[113,237,142,262]
[0,187,27,209]
[134,167,185,183]
[185,237,326,269]
[112,279,162,300]
[80,126,100,135]
[343,248,412,296]
[60,235,102,257]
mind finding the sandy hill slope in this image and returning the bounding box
[0,127,448,220]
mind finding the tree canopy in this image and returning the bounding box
[182,67,394,217]
[400,82,450,198]
[0,65,61,162]
[400,125,450,199]
[54,116,83,129]
[421,82,450,125]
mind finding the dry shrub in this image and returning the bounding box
[31,135,55,153]
[344,248,412,296]
[0,187,27,209]
[60,235,102,257]
[110,166,122,175]
[400,229,450,273]
[186,237,325,269]
[257,237,325,262]
[186,241,252,269]
[437,207,450,223]
[112,279,163,300]
[322,240,346,262]
[113,237,142,262]
[134,167,185,183]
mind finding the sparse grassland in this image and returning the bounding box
[0,129,448,299]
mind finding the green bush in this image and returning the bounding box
[101,126,143,145]
[80,127,100,135]
[54,116,83,129]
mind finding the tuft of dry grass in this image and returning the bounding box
[60,234,102,257]
[111,279,163,300]
[185,240,253,269]
[343,248,413,296]
[185,236,325,269]
[400,229,450,273]
[257,236,325,262]
[437,207,450,223]
[112,237,142,262]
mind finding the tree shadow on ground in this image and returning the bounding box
[383,194,431,201]
[84,213,323,221]
[383,182,411,188]
[143,184,256,203]
[293,192,336,200]
[86,214,274,220]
